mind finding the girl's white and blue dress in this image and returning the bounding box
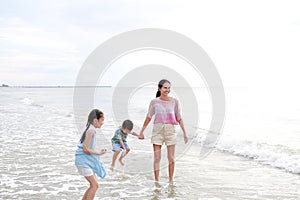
[75,124,106,178]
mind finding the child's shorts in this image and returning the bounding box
[151,123,177,146]
[77,166,94,177]
[112,142,130,152]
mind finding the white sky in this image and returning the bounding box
[0,0,300,90]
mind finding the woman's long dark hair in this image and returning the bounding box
[80,109,103,143]
[156,79,171,97]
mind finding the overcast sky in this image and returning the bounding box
[1,0,300,90]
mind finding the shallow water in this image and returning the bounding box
[1,87,300,199]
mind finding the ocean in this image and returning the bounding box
[0,87,299,199]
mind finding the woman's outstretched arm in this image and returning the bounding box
[139,116,151,139]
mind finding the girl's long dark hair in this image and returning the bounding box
[156,79,171,97]
[80,109,103,143]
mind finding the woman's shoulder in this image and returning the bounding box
[156,97,178,102]
[149,98,159,104]
[150,97,179,105]
[171,97,179,103]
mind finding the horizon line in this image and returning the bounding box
[0,85,112,88]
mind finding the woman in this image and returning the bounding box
[139,79,188,185]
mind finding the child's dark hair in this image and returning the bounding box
[80,109,104,143]
[156,79,171,97]
[122,119,133,131]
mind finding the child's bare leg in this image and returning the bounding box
[119,149,130,165]
[83,174,98,200]
[110,151,120,171]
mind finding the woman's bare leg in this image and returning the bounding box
[153,144,162,183]
[167,145,175,183]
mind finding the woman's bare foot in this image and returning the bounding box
[155,181,161,188]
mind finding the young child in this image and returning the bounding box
[110,119,140,171]
[75,109,107,200]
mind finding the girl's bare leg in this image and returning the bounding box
[110,151,120,171]
[83,174,98,200]
[153,144,162,184]
[167,145,175,183]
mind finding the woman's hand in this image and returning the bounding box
[184,135,188,144]
[138,133,144,139]
[139,116,151,140]
[178,119,188,144]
